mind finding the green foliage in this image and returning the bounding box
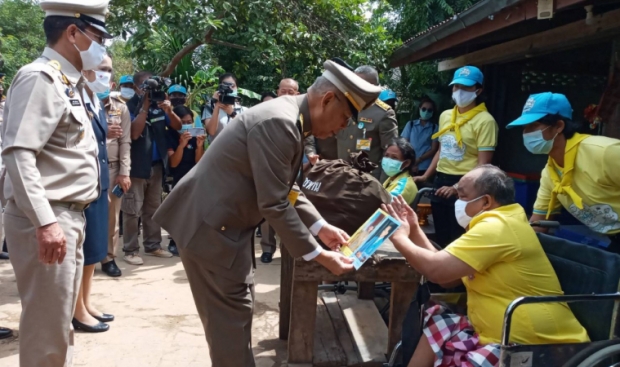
[108,0,397,95]
[0,0,46,85]
[107,40,135,84]
[376,0,475,117]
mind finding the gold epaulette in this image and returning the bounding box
[375,99,390,111]
[46,60,61,71]
[111,95,126,104]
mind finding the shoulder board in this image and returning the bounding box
[47,60,61,71]
[375,100,390,111]
[111,95,126,104]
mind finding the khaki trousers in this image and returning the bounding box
[180,246,255,367]
[122,163,163,254]
[5,200,85,367]
[104,162,121,263]
[260,221,277,253]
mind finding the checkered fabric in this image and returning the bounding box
[423,304,500,367]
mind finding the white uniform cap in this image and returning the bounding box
[40,0,112,38]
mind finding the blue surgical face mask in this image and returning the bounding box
[420,108,433,121]
[523,126,557,155]
[96,88,111,100]
[382,157,403,177]
[120,87,135,100]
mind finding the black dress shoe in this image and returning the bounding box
[0,252,8,260]
[168,243,179,257]
[0,327,12,339]
[101,260,121,277]
[260,252,273,264]
[91,313,114,323]
[72,318,109,333]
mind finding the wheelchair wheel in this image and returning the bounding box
[562,340,620,367]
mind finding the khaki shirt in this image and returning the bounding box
[105,95,131,176]
[1,47,99,227]
[305,100,398,179]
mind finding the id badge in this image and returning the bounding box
[356,139,371,151]
[288,190,300,206]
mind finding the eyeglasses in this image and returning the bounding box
[78,28,107,46]
[420,107,434,113]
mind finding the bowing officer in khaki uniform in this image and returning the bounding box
[306,65,398,179]
[154,60,381,367]
[0,1,111,366]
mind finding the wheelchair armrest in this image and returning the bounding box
[411,187,434,212]
[530,220,561,229]
[501,293,620,345]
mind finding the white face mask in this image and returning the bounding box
[86,71,111,94]
[452,89,478,108]
[74,29,107,71]
[120,87,136,100]
[454,196,485,228]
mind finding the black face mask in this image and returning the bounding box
[170,97,187,107]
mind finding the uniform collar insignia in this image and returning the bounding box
[42,47,81,85]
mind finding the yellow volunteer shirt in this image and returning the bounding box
[533,135,620,235]
[436,106,498,175]
[445,204,589,345]
[383,171,418,205]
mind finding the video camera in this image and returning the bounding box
[141,76,172,103]
[218,82,239,106]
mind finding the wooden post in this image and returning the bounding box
[279,243,294,340]
[357,282,375,300]
[288,277,319,363]
[388,282,418,356]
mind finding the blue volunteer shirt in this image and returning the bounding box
[401,119,438,171]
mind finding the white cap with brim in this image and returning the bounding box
[41,0,112,39]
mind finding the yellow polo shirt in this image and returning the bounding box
[436,107,498,175]
[383,171,418,205]
[445,204,589,345]
[533,135,620,235]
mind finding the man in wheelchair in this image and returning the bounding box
[384,165,589,367]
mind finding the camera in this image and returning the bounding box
[218,82,238,106]
[141,76,172,103]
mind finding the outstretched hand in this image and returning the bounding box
[382,195,417,239]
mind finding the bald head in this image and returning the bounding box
[278,78,300,97]
[354,66,379,86]
[458,165,515,207]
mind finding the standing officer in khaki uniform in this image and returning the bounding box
[0,1,111,366]
[98,54,132,277]
[306,65,398,179]
[153,60,381,367]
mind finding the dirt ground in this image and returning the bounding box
[0,235,289,367]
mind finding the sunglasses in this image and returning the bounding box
[420,107,434,113]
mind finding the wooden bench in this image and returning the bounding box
[279,241,421,366]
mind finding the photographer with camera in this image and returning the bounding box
[203,73,247,142]
[122,71,182,265]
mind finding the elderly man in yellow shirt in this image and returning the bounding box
[385,165,588,367]
[507,92,620,253]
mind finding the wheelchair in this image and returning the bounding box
[384,218,620,367]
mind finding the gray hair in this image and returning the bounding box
[354,65,379,86]
[309,76,339,95]
[472,165,515,206]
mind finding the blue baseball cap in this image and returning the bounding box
[507,92,573,129]
[168,84,187,95]
[119,75,133,85]
[379,89,397,102]
[449,66,484,87]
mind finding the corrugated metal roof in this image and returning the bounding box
[402,12,468,46]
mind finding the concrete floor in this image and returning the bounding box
[0,236,288,367]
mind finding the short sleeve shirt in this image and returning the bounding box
[400,119,438,171]
[436,108,498,175]
[533,135,620,234]
[445,204,589,345]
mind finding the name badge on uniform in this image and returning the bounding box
[359,117,373,123]
[288,190,300,206]
[70,99,81,107]
[356,139,371,151]
[150,116,165,124]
